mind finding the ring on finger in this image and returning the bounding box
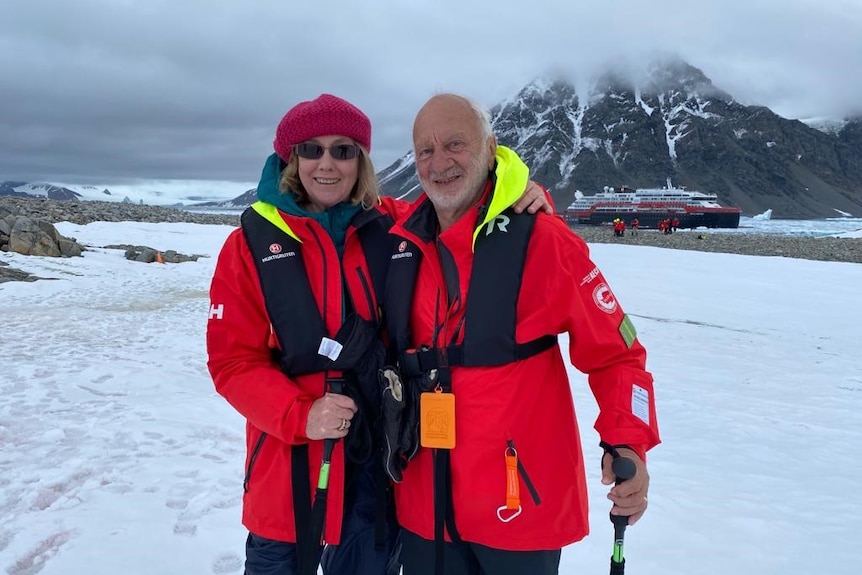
[336,418,348,432]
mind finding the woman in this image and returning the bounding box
[206,94,548,575]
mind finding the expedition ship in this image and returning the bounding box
[565,179,741,229]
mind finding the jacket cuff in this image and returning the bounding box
[600,440,646,463]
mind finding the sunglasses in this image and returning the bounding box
[294,142,360,161]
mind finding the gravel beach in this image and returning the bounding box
[2,196,861,264]
[570,225,862,264]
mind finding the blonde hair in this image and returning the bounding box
[279,145,380,208]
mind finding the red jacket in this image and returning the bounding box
[206,197,406,544]
[389,174,660,550]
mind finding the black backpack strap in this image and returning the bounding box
[384,239,422,355]
[241,207,327,376]
[397,334,558,378]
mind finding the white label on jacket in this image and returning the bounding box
[318,337,343,361]
[632,385,649,425]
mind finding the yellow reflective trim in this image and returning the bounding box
[250,201,302,243]
[619,314,637,348]
[471,146,529,250]
[318,462,331,489]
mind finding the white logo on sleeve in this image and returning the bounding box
[209,304,224,320]
[485,215,510,235]
[592,283,618,314]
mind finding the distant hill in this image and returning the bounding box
[194,188,257,209]
[0,182,82,201]
[0,180,252,208]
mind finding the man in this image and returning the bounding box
[381,94,660,575]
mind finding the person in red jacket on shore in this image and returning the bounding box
[380,94,661,575]
[206,94,551,575]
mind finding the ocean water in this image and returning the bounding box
[730,216,862,237]
[182,205,862,238]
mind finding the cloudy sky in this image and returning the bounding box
[2,0,860,188]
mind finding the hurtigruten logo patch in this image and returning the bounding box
[261,250,296,263]
[269,243,282,254]
[391,240,413,260]
[592,283,618,314]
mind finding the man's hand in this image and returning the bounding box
[512,180,554,214]
[305,393,358,440]
[601,447,650,525]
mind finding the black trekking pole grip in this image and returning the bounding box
[609,455,637,575]
[319,375,346,486]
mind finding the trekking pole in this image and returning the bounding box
[299,374,346,575]
[313,374,345,512]
[609,455,637,575]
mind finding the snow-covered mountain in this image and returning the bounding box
[0,179,253,207]
[379,57,862,219]
[0,181,87,201]
[7,57,861,219]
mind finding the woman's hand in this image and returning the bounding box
[305,393,358,440]
[512,180,555,214]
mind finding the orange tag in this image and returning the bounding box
[496,447,522,522]
[505,451,520,510]
[420,391,456,449]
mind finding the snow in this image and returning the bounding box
[2,219,862,574]
[377,153,416,187]
[634,87,655,117]
[10,180,255,207]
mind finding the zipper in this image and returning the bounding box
[243,432,268,493]
[307,222,333,395]
[307,223,330,328]
[507,439,541,505]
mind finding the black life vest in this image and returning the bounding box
[384,199,557,377]
[241,203,395,376]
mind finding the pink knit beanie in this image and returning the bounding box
[273,94,372,162]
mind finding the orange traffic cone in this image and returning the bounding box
[155,251,164,264]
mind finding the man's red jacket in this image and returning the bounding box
[389,173,660,551]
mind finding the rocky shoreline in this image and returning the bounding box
[1,196,860,264]
[570,225,862,264]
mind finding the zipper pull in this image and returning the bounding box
[496,442,522,522]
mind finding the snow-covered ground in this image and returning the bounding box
[1,220,861,574]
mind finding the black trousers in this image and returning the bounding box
[245,460,399,575]
[400,529,561,575]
